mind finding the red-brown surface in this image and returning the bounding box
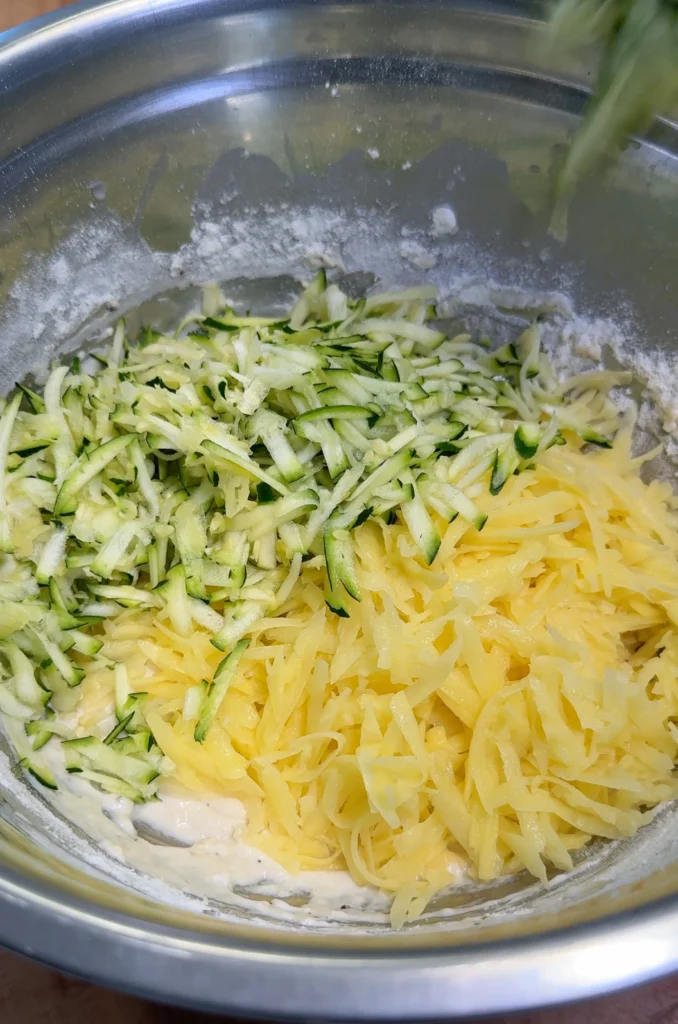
[1,0,677,1020]
[0,0,70,30]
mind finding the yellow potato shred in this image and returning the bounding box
[76,433,678,926]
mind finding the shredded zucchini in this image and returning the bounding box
[549,0,678,234]
[0,275,628,799]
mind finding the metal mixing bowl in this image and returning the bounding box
[3,0,678,1017]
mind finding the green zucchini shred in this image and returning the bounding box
[0,275,628,792]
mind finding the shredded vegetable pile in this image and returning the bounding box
[2,276,678,926]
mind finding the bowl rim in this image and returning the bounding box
[2,858,678,1018]
[2,0,678,1017]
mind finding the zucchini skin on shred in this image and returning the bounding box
[3,275,677,927]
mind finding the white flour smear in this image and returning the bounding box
[3,189,678,933]
[0,197,576,390]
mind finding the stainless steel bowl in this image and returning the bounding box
[3,0,678,1017]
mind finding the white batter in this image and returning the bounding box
[38,741,400,923]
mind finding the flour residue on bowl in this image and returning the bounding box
[4,153,678,932]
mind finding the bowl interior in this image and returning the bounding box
[3,0,678,1013]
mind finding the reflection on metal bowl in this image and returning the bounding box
[2,0,678,1017]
